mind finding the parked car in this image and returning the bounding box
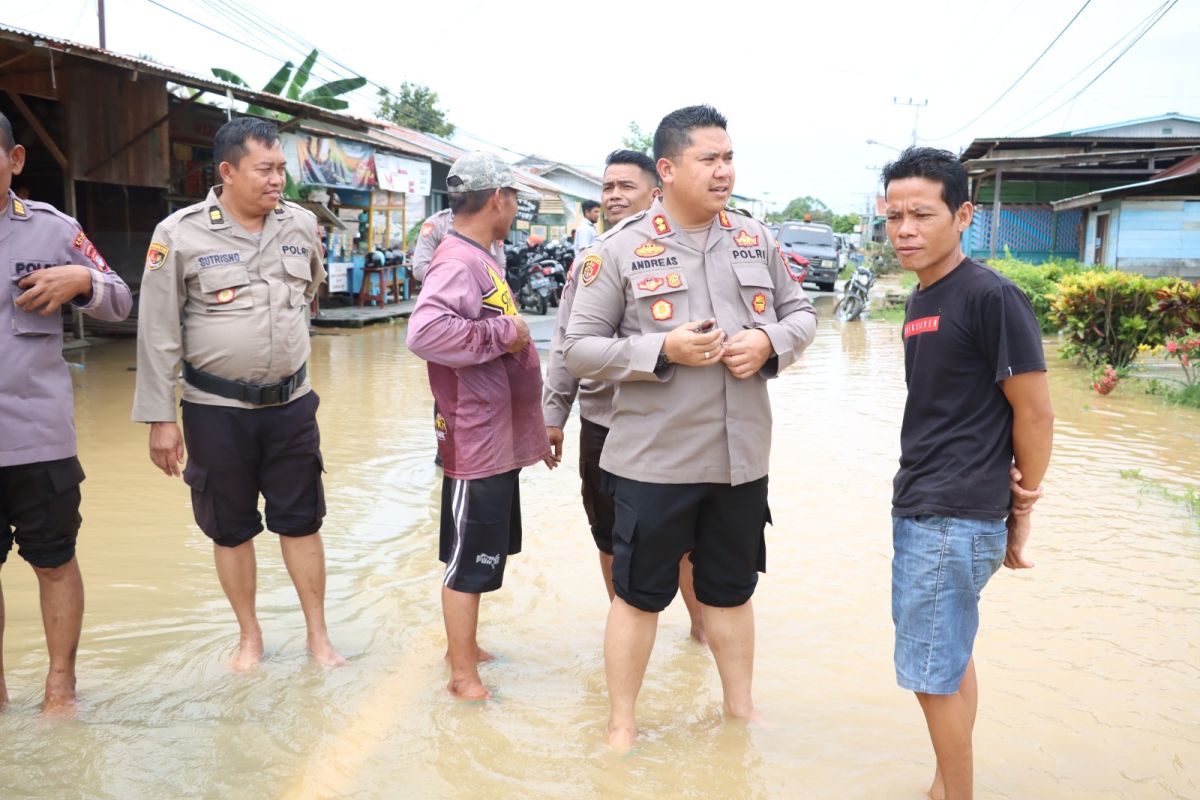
[778,221,839,292]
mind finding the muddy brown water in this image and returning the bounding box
[1,296,1197,799]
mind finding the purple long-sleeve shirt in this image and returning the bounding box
[406,231,550,480]
[0,191,133,466]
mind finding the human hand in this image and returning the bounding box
[546,426,564,464]
[149,421,185,477]
[1004,512,1035,570]
[15,266,93,315]
[663,318,725,367]
[507,315,532,353]
[721,328,773,380]
[1009,465,1043,516]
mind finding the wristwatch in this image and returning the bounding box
[654,350,671,373]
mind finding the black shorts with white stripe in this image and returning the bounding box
[439,468,522,593]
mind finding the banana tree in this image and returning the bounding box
[212,49,367,120]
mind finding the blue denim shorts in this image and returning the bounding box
[891,514,1008,695]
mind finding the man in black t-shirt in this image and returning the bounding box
[883,147,1054,800]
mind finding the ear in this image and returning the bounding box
[218,160,234,184]
[955,201,974,232]
[8,143,25,176]
[651,187,663,200]
[656,157,674,186]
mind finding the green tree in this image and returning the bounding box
[212,49,366,119]
[832,213,860,234]
[768,195,832,224]
[621,122,654,156]
[376,83,455,137]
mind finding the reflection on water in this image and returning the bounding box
[1,303,1198,799]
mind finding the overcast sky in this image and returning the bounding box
[5,0,1199,213]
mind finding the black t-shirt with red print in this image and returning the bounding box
[892,258,1046,520]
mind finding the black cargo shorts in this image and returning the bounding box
[0,456,86,569]
[181,391,325,547]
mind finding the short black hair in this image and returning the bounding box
[582,200,601,214]
[449,188,503,216]
[604,149,658,186]
[0,112,14,152]
[214,117,279,168]
[653,105,727,162]
[881,147,969,214]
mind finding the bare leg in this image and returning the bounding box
[700,599,755,719]
[442,585,489,700]
[32,557,83,714]
[604,596,658,751]
[279,533,344,667]
[598,551,615,602]
[927,658,978,800]
[0,576,8,710]
[916,684,975,800]
[678,556,706,644]
[213,541,263,671]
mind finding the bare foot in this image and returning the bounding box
[689,624,708,646]
[606,724,637,753]
[927,767,946,800]
[41,678,77,717]
[444,646,495,664]
[307,634,346,668]
[447,676,491,701]
[231,635,264,672]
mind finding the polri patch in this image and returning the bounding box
[734,229,760,247]
[146,242,169,271]
[420,222,435,238]
[651,214,671,235]
[83,240,109,272]
[581,254,602,287]
[73,231,87,250]
[280,243,310,258]
[650,299,673,321]
[634,240,665,258]
[753,292,768,314]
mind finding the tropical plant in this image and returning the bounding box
[621,122,654,156]
[987,251,1085,332]
[1049,271,1174,369]
[212,49,366,119]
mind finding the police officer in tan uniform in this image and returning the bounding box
[132,117,342,671]
[563,105,817,751]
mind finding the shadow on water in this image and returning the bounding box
[1,310,1198,799]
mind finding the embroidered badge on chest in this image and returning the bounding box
[637,276,665,292]
[734,229,760,247]
[650,299,673,321]
[634,240,665,258]
[753,293,768,314]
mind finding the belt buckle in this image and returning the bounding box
[258,383,284,405]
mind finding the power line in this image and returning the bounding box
[1007,0,1179,135]
[935,0,1094,140]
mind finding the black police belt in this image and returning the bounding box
[182,361,307,406]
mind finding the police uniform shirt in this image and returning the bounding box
[0,190,133,466]
[563,198,817,486]
[132,186,326,422]
[411,209,505,284]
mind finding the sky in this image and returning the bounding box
[3,0,1199,214]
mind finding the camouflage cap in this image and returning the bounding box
[446,150,540,195]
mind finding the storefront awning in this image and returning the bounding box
[299,201,348,230]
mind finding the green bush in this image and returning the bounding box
[986,251,1085,332]
[1049,271,1177,368]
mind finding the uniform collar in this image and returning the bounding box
[205,186,288,245]
[646,198,731,254]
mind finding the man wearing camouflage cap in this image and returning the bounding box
[407,151,555,701]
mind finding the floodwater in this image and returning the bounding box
[1,295,1198,799]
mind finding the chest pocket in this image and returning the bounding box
[631,271,689,330]
[10,262,67,336]
[735,265,778,323]
[281,251,313,307]
[197,264,253,312]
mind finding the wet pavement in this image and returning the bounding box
[1,294,1197,799]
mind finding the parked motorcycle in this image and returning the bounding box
[835,260,876,321]
[504,246,551,316]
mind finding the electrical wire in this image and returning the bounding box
[935,0,1094,139]
[1006,0,1179,135]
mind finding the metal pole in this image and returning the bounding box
[989,170,1003,260]
[98,0,107,49]
[63,175,85,340]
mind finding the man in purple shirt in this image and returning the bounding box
[0,112,132,713]
[407,151,554,701]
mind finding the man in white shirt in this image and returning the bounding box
[573,200,600,254]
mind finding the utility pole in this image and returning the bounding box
[98,0,107,49]
[893,97,928,146]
